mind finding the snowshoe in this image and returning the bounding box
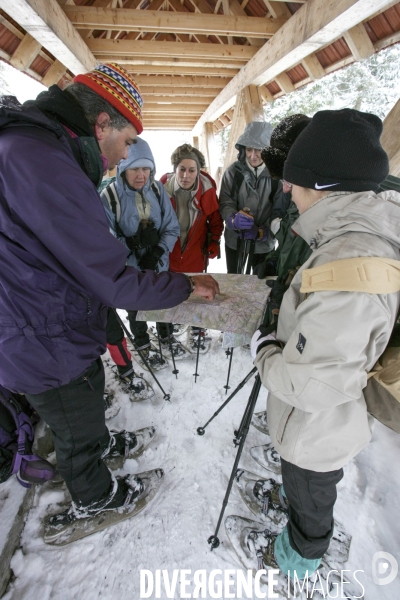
[134,343,169,372]
[102,426,156,469]
[234,468,286,530]
[117,368,154,402]
[225,515,361,599]
[251,411,269,435]
[234,469,352,570]
[43,468,164,546]
[173,323,189,336]
[158,335,189,360]
[188,328,211,354]
[103,392,121,420]
[250,441,282,475]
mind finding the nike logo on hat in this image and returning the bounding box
[315,182,340,189]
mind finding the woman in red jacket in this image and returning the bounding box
[160,144,223,352]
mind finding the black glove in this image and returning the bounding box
[125,222,160,252]
[138,221,160,248]
[253,259,277,279]
[138,245,164,271]
[266,279,287,311]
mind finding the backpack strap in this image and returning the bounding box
[230,168,244,199]
[151,181,165,219]
[102,182,125,238]
[300,257,400,295]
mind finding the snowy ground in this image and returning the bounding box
[3,258,400,600]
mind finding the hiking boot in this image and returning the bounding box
[47,474,144,526]
[159,335,188,360]
[118,368,154,402]
[188,328,211,354]
[138,344,169,371]
[101,427,156,467]
[253,478,288,516]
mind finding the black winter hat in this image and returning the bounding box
[283,108,389,192]
[261,114,311,179]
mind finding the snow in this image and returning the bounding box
[3,252,400,600]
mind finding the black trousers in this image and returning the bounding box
[26,358,111,506]
[106,308,168,351]
[281,457,344,559]
[225,244,268,274]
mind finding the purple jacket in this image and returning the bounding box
[0,98,190,394]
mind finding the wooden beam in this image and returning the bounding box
[63,6,286,38]
[259,85,274,103]
[41,59,68,87]
[0,0,96,74]
[274,72,295,94]
[301,53,325,80]
[135,76,231,88]
[142,89,222,100]
[381,98,400,177]
[343,22,375,60]
[10,33,41,70]
[241,85,264,123]
[86,39,258,60]
[124,65,239,76]
[193,0,398,134]
[143,104,209,113]
[228,0,268,47]
[263,1,291,19]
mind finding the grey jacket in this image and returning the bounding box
[255,190,400,471]
[219,147,289,253]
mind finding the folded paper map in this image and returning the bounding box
[137,273,271,348]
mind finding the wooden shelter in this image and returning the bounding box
[0,0,399,175]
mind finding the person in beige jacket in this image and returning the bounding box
[249,109,400,579]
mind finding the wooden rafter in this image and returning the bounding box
[193,0,400,133]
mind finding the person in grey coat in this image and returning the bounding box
[219,121,290,273]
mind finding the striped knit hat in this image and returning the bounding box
[74,63,143,134]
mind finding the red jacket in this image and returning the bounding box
[160,171,224,273]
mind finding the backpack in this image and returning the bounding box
[300,257,400,433]
[0,386,57,488]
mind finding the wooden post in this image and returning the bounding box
[223,93,246,170]
[192,136,199,149]
[381,98,400,177]
[203,122,220,185]
[241,85,264,124]
[41,60,68,88]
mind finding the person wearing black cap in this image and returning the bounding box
[243,109,400,581]
[219,121,290,274]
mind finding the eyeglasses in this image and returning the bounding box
[282,180,293,189]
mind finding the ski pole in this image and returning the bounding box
[208,374,262,549]
[197,367,257,435]
[224,347,234,394]
[193,328,202,383]
[166,323,179,379]
[112,309,171,402]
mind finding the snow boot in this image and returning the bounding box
[188,327,211,354]
[44,468,164,545]
[173,323,189,336]
[102,427,156,469]
[103,392,121,420]
[251,410,269,435]
[250,441,282,475]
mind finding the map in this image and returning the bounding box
[137,273,271,347]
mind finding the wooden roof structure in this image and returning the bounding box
[0,0,399,175]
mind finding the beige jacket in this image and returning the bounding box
[255,190,400,471]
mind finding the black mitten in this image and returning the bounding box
[138,245,164,270]
[253,259,277,279]
[139,222,160,248]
